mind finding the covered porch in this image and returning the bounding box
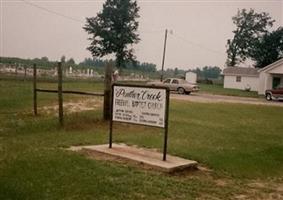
[258,58,283,95]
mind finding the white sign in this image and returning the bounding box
[112,85,167,128]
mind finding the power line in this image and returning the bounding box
[139,27,224,56]
[140,29,164,34]
[21,0,84,23]
[20,0,224,58]
[172,32,224,56]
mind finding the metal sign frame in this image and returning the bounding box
[109,83,170,161]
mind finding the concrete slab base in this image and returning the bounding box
[69,143,198,173]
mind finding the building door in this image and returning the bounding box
[272,77,281,89]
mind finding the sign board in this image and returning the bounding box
[112,85,167,128]
[109,84,170,161]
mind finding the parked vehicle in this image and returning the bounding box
[265,84,283,101]
[147,78,199,94]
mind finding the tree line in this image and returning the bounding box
[0,56,156,73]
[79,58,156,73]
[0,55,221,79]
[190,66,222,79]
[0,56,77,69]
[0,56,56,69]
[163,66,222,80]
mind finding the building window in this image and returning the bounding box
[236,76,241,82]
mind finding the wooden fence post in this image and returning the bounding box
[24,66,27,81]
[103,62,113,120]
[58,62,64,127]
[15,63,18,76]
[33,64,37,115]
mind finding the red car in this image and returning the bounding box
[265,84,283,101]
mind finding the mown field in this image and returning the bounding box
[0,78,283,200]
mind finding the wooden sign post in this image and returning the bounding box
[57,62,64,127]
[33,64,37,115]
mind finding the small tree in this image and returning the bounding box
[174,67,178,76]
[60,55,66,63]
[41,56,49,62]
[83,0,140,68]
[226,9,274,66]
[66,58,76,66]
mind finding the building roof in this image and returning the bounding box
[258,57,283,73]
[223,67,259,77]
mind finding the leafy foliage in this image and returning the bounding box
[0,56,56,69]
[83,0,140,68]
[0,56,77,69]
[161,66,221,80]
[60,55,66,63]
[190,66,222,79]
[79,58,114,68]
[66,58,76,66]
[226,9,274,66]
[79,57,156,73]
[250,27,283,68]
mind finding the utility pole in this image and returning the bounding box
[160,29,168,82]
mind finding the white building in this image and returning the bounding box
[223,58,283,94]
[185,72,197,83]
[223,67,259,91]
[258,58,283,95]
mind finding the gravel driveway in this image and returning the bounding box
[171,93,283,107]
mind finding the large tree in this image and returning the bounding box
[250,27,283,68]
[83,0,140,68]
[226,9,274,66]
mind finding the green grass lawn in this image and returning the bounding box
[199,83,259,98]
[1,78,283,199]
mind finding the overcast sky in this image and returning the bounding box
[1,0,282,70]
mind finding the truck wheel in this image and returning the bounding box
[266,93,272,101]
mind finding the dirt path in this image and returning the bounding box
[171,93,283,107]
[40,98,103,115]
